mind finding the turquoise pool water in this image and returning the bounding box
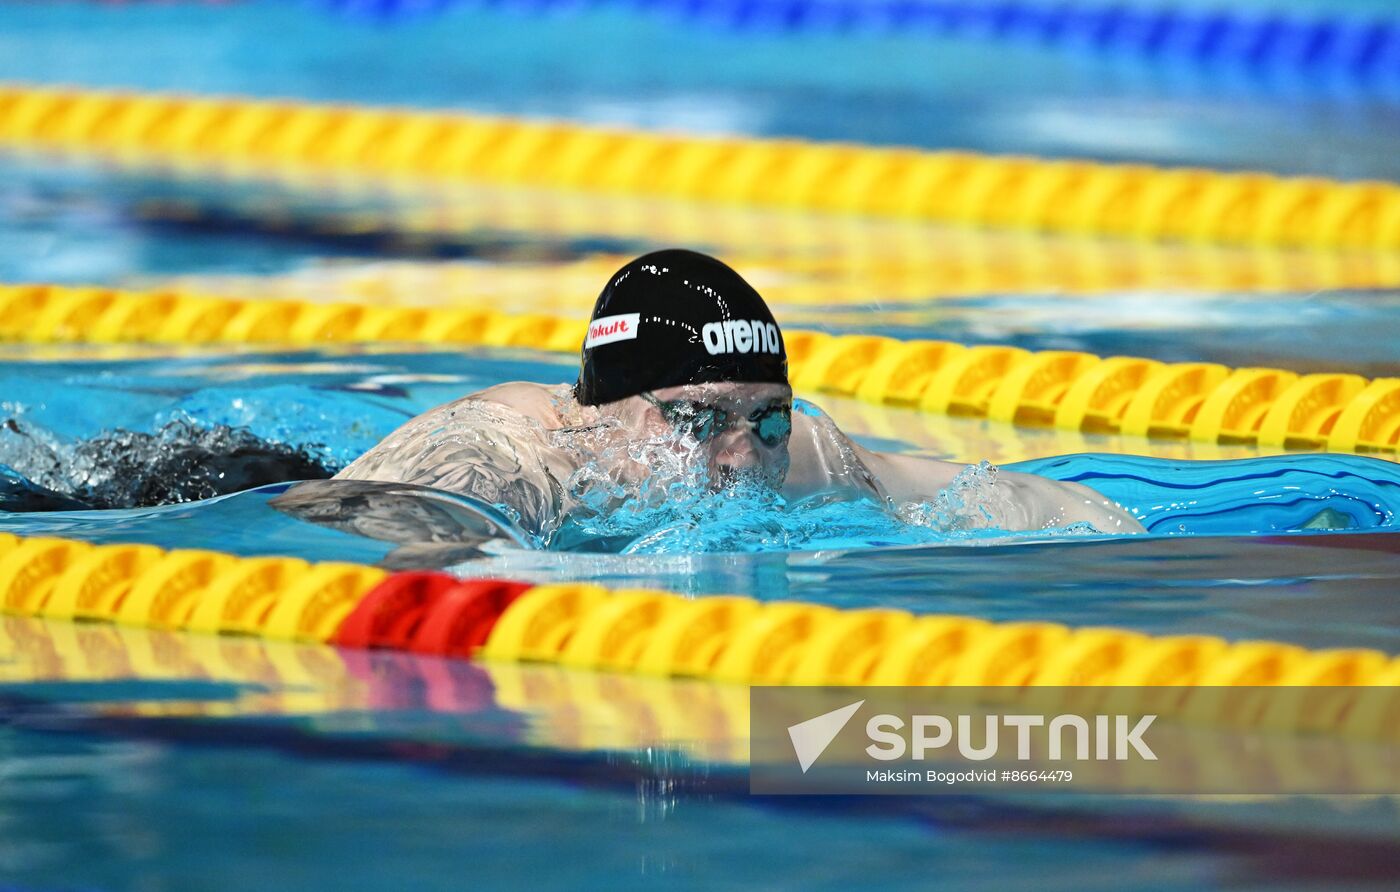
[4,3,1400,889]
[7,159,1400,379]
[1,343,1398,652]
[1,343,1399,890]
[21,656,1397,892]
[0,173,1399,886]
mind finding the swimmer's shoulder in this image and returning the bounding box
[782,401,889,501]
[389,382,564,429]
[469,381,578,428]
[339,381,577,491]
[356,383,566,450]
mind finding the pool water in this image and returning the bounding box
[1,342,1397,542]
[1,342,1399,888]
[22,645,1385,892]
[4,2,1400,890]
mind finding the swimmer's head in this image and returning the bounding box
[576,380,792,495]
[649,380,792,489]
[575,249,788,406]
[575,250,792,490]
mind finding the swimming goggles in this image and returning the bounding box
[640,393,793,447]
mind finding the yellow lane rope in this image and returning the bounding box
[135,200,1400,301]
[11,615,1399,778]
[3,281,1398,453]
[0,533,1397,745]
[7,84,1400,249]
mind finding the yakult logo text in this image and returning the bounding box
[584,313,641,348]
[702,320,781,356]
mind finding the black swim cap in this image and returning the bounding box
[575,249,788,406]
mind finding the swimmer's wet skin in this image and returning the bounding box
[337,249,1143,543]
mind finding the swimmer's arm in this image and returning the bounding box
[847,447,963,500]
[854,443,1144,533]
[785,409,1142,532]
[784,409,965,500]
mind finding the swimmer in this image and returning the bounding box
[337,249,1144,542]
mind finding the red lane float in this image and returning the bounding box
[333,571,460,649]
[410,580,531,659]
[333,571,529,658]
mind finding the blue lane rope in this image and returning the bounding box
[313,0,1400,88]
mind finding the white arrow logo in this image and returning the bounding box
[787,700,864,773]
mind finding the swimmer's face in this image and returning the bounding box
[630,382,793,491]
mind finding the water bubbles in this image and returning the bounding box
[550,445,1096,554]
[550,408,722,549]
[0,386,1105,553]
[0,418,332,510]
[897,460,1018,532]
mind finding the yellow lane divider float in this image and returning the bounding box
[6,614,1399,779]
[8,83,1400,250]
[142,207,1400,300]
[1,533,1399,742]
[3,281,1399,453]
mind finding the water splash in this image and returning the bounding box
[2,409,1399,555]
[551,446,1097,554]
[549,410,724,550]
[898,460,1018,531]
[0,418,333,510]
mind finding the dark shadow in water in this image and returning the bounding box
[0,419,334,510]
